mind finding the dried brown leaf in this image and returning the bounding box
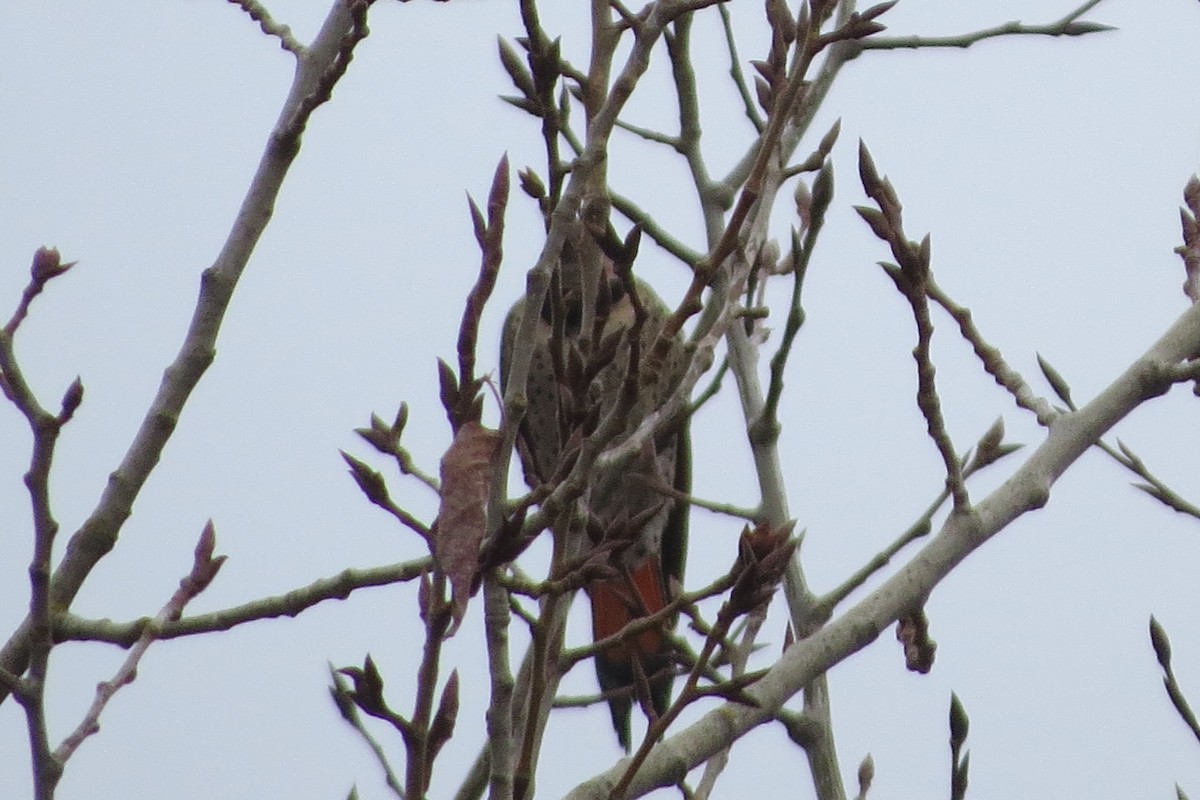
[896,608,936,673]
[435,421,502,635]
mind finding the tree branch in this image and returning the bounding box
[226,0,305,55]
[57,557,430,646]
[859,1,1113,52]
[0,0,377,702]
[565,296,1200,800]
[54,523,226,766]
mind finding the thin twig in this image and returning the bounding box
[57,558,431,646]
[330,666,406,797]
[1032,355,1200,520]
[1106,440,1200,521]
[609,191,704,266]
[717,3,765,133]
[814,414,1028,622]
[611,606,735,797]
[0,249,81,798]
[1150,616,1200,746]
[860,0,1113,51]
[757,170,830,443]
[226,0,305,55]
[927,278,1058,424]
[614,118,680,147]
[559,573,736,669]
[54,523,226,765]
[405,573,454,796]
[648,476,761,522]
[692,608,764,798]
[857,142,968,509]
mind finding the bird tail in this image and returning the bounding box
[587,556,675,751]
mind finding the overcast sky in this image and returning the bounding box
[3,1,1200,798]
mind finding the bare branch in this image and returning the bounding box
[0,0,380,700]
[330,666,407,798]
[1029,356,1200,521]
[645,475,761,523]
[929,280,1059,425]
[614,117,679,147]
[342,451,435,541]
[1106,440,1200,521]
[0,246,85,798]
[609,191,703,266]
[567,296,1200,800]
[716,4,765,133]
[856,142,967,510]
[757,163,833,441]
[54,523,227,765]
[355,406,442,495]
[57,558,431,646]
[559,572,736,670]
[813,421,1022,622]
[860,1,1113,51]
[225,0,305,55]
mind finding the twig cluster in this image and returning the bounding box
[11,2,1193,800]
[0,7,430,798]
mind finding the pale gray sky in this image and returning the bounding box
[3,2,1200,798]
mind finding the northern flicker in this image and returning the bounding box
[500,250,689,751]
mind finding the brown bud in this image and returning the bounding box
[31,246,76,283]
[341,451,390,507]
[728,521,797,616]
[896,608,936,673]
[59,376,84,422]
[338,656,389,718]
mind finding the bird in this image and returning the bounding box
[500,247,689,751]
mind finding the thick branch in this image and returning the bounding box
[565,292,1200,800]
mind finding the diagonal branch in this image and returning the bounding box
[1035,354,1200,522]
[566,283,1200,800]
[54,523,226,765]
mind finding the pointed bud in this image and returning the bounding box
[428,670,460,760]
[31,246,76,283]
[857,754,874,795]
[811,161,834,228]
[341,451,390,507]
[949,691,969,749]
[818,119,841,157]
[59,376,84,423]
[519,167,547,200]
[728,521,797,616]
[497,37,536,99]
[1036,353,1074,410]
[1150,615,1172,669]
